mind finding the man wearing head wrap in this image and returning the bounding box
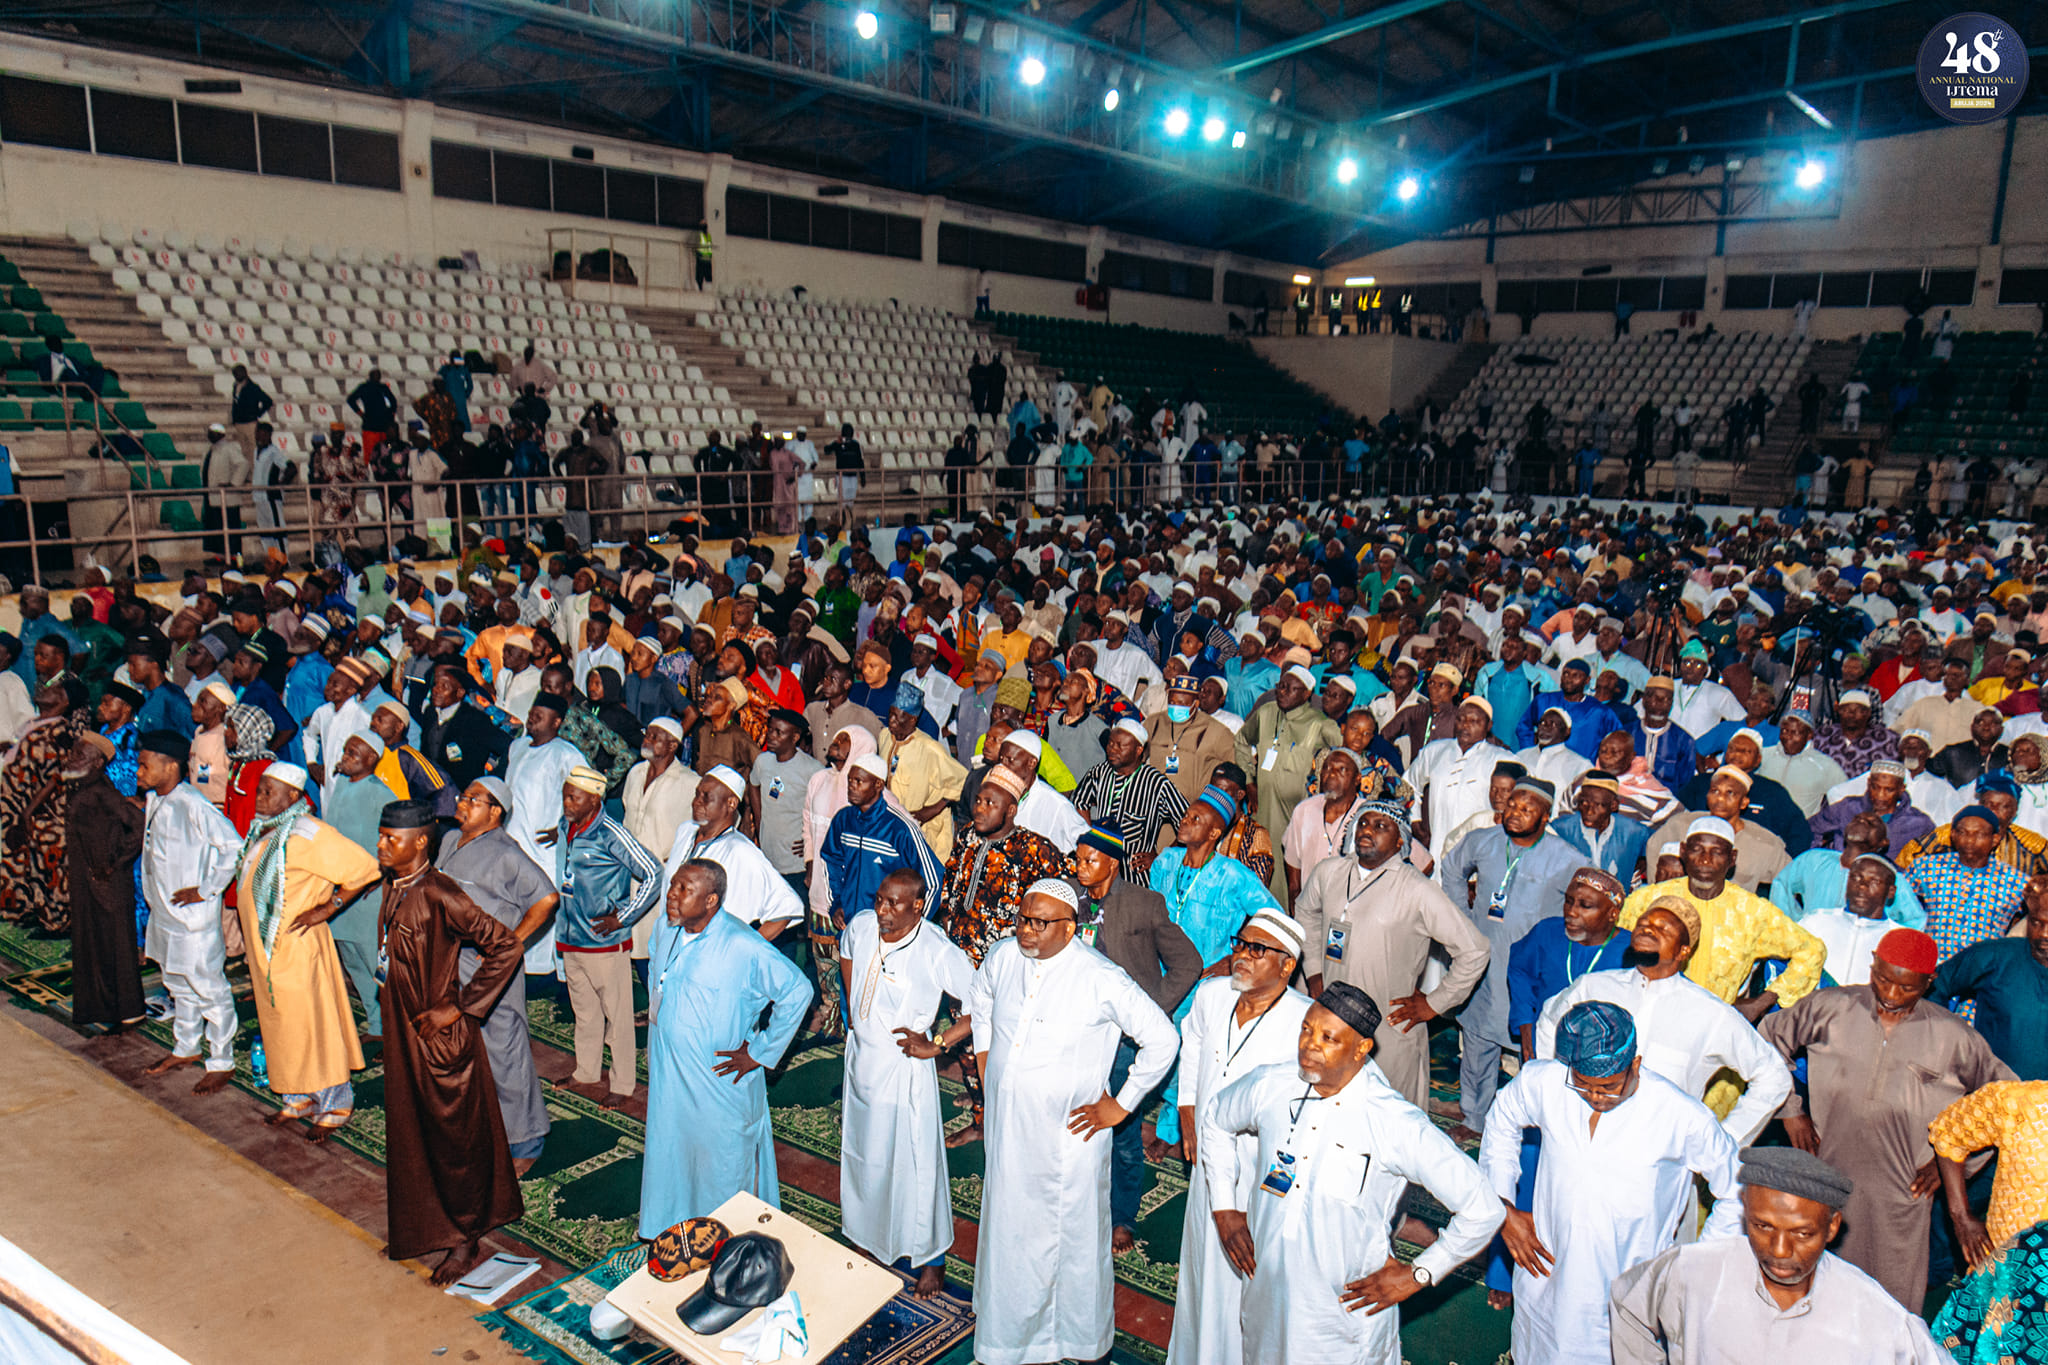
[371,798,528,1286]
[1410,696,1519,864]
[1440,775,1584,1133]
[63,728,147,1030]
[1481,999,1744,1365]
[1610,1147,1951,1364]
[1538,894,1793,1147]
[880,681,969,862]
[231,759,383,1135]
[1145,674,1237,809]
[1758,926,2011,1307]
[1619,817,1826,1016]
[1201,981,1505,1365]
[503,693,593,975]
[958,877,1179,1365]
[1162,910,1311,1365]
[1234,663,1345,898]
[1295,794,1492,1109]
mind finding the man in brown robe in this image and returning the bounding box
[1759,925,2011,1308]
[65,732,146,1029]
[373,798,525,1285]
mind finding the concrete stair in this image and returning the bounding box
[625,303,823,439]
[0,236,220,478]
[1419,341,1498,418]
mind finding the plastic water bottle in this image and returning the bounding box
[250,1031,268,1089]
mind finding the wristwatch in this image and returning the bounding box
[1409,1264,1434,1287]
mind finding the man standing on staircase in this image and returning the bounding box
[201,424,250,562]
[229,363,274,465]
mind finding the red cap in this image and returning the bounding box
[1875,927,1940,977]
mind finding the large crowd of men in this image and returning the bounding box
[10,487,2048,1363]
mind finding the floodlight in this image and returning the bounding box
[1103,88,1120,111]
[1395,174,1420,200]
[1201,115,1226,141]
[1794,157,1826,189]
[1020,57,1047,85]
[1335,156,1359,184]
[1165,107,1191,136]
[1231,129,1247,149]
[855,9,879,39]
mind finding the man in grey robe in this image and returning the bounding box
[435,776,561,1172]
[1295,795,1490,1108]
[1759,924,2010,1307]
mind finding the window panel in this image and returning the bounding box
[0,76,90,151]
[258,113,332,182]
[493,152,551,210]
[1770,272,1820,309]
[1926,269,1976,306]
[432,140,492,201]
[332,126,400,190]
[886,214,922,260]
[605,168,657,225]
[727,188,769,238]
[768,194,810,244]
[1819,272,1871,308]
[90,89,177,163]
[1723,274,1772,310]
[847,208,886,255]
[657,176,705,229]
[177,102,257,172]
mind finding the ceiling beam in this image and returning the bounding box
[1211,0,1463,76]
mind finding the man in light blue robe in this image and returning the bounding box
[320,731,398,1035]
[639,857,813,1235]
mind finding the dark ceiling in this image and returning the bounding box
[1,0,2038,264]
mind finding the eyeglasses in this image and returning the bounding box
[1565,1072,1634,1106]
[1016,912,1075,931]
[1231,936,1285,958]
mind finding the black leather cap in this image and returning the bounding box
[676,1232,794,1335]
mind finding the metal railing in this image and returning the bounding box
[543,226,708,311]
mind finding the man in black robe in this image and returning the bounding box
[374,798,525,1284]
[65,731,146,1029]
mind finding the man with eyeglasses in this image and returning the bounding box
[1479,999,1743,1365]
[1198,981,1503,1365]
[1536,895,1793,1146]
[962,877,1177,1365]
[1164,909,1312,1365]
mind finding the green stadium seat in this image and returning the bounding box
[160,501,201,534]
[170,463,202,490]
[32,313,68,340]
[0,261,19,285]
[110,401,150,429]
[141,432,178,460]
[0,401,21,431]
[9,286,42,310]
[27,400,63,426]
[60,341,92,365]
[0,313,28,339]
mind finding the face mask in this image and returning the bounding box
[1167,704,1194,723]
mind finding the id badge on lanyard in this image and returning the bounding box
[1259,1150,1297,1197]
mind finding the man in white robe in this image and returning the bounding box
[965,878,1178,1365]
[622,716,699,957]
[994,731,1090,852]
[1093,612,1162,700]
[1409,697,1516,862]
[841,869,974,1297]
[301,657,376,804]
[1164,911,1313,1365]
[1535,895,1793,1144]
[1198,983,1504,1365]
[136,731,244,1092]
[1480,999,1744,1365]
[504,693,590,974]
[662,764,803,938]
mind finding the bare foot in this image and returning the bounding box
[912,1264,946,1299]
[262,1108,306,1127]
[430,1239,484,1287]
[192,1070,231,1095]
[1446,1123,1483,1145]
[944,1122,981,1149]
[143,1054,200,1076]
[562,1079,606,1101]
[1142,1135,1175,1163]
[602,1092,633,1111]
[512,1157,538,1178]
[1487,1289,1513,1311]
[1111,1226,1137,1255]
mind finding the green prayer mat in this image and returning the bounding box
[0,917,76,972]
[1,961,1513,1365]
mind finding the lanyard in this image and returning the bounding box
[1222,994,1285,1072]
[1561,935,1610,986]
[1487,846,1530,919]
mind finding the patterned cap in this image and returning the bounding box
[1555,1000,1637,1078]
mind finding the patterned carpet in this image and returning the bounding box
[1,934,1513,1365]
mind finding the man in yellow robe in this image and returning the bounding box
[232,761,382,1138]
[880,682,967,861]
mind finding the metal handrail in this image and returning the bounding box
[4,373,172,486]
[543,227,703,310]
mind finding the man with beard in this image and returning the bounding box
[1294,796,1490,1108]
[1162,910,1310,1365]
[1200,983,1503,1365]
[1234,665,1343,895]
[962,878,1177,1365]
[65,730,146,1030]
[371,798,526,1285]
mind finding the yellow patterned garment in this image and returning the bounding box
[1619,876,1825,1006]
[1929,1080,2048,1249]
